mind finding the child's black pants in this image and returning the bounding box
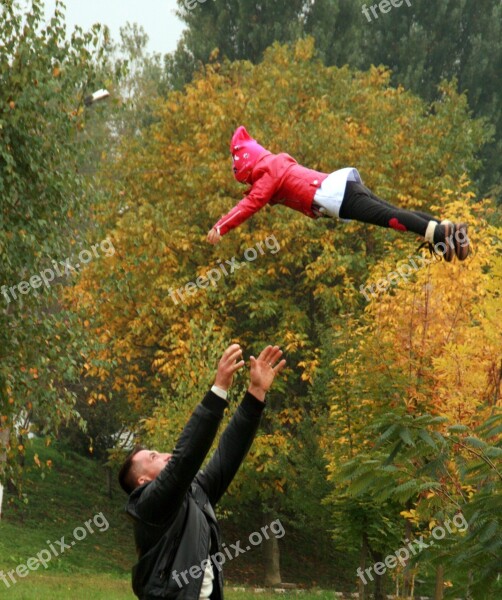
[339,181,438,237]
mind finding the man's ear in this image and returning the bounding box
[137,475,150,486]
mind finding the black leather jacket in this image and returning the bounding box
[125,390,265,599]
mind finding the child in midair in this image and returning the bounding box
[207,126,470,262]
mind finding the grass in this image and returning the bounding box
[1,573,336,600]
[0,439,341,599]
[0,574,135,600]
[0,438,135,589]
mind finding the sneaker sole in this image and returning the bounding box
[455,223,470,261]
[442,222,455,262]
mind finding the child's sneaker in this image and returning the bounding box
[453,223,470,261]
[436,221,455,262]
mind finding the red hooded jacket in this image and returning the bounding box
[214,151,329,236]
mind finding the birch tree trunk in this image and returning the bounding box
[262,511,282,586]
[0,428,10,520]
[358,532,368,599]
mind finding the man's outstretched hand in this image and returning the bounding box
[248,345,286,402]
[214,344,245,392]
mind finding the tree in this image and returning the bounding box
[0,0,111,503]
[167,0,307,88]
[167,0,371,90]
[346,0,502,200]
[66,38,489,585]
[167,0,502,198]
[324,194,501,597]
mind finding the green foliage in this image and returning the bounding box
[0,0,112,482]
[169,0,308,88]
[441,414,502,596]
[168,0,502,198]
[66,38,494,595]
[329,408,502,597]
[349,0,502,199]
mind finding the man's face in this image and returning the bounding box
[132,450,172,487]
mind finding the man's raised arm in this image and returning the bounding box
[197,345,286,506]
[134,344,245,520]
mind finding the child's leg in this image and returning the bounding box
[339,181,440,238]
[338,182,471,261]
[365,188,439,225]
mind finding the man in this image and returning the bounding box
[119,343,286,600]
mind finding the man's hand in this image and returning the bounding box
[214,344,245,391]
[207,228,222,245]
[248,345,286,402]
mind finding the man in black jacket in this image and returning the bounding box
[119,343,286,600]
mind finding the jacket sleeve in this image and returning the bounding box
[134,391,228,523]
[213,170,277,236]
[196,391,265,506]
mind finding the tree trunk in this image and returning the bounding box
[409,572,416,599]
[363,531,385,600]
[403,512,413,598]
[0,428,9,519]
[358,532,368,599]
[466,569,474,599]
[434,564,444,600]
[372,550,386,600]
[262,511,282,586]
[105,465,113,499]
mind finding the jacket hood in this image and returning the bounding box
[230,126,267,184]
[124,481,150,519]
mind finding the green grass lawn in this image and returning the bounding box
[0,573,135,599]
[0,439,342,599]
[0,573,336,600]
[0,439,135,578]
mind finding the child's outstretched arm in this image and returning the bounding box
[207,172,276,244]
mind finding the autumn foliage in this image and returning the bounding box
[64,39,500,595]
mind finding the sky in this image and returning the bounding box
[41,0,186,55]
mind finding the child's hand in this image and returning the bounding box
[207,228,221,245]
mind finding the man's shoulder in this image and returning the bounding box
[125,482,149,515]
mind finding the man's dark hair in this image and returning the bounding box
[118,446,144,494]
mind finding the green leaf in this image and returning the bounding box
[399,428,415,447]
[418,429,437,449]
[464,437,487,450]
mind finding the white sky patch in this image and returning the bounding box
[41,0,185,55]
